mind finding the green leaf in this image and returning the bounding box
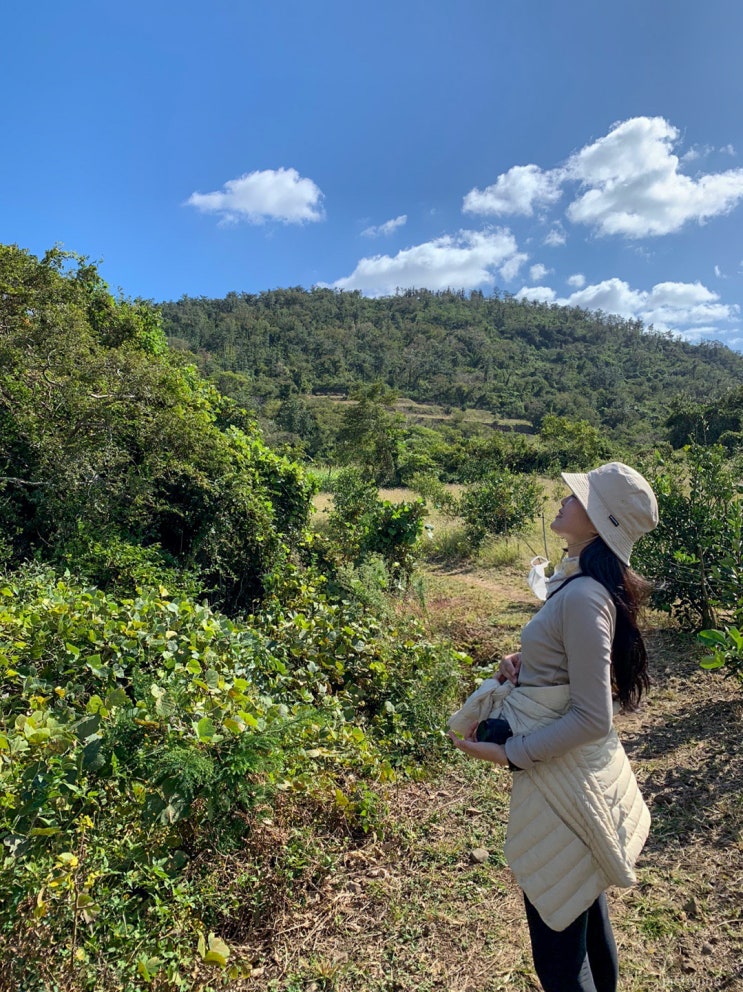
[75,714,101,741]
[25,725,51,744]
[204,933,230,967]
[82,738,105,771]
[700,655,725,670]
[195,717,215,741]
[698,629,727,646]
[105,687,130,709]
[160,799,188,824]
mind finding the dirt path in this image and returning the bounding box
[231,569,743,992]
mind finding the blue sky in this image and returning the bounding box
[4,0,743,349]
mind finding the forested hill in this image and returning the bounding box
[161,288,743,439]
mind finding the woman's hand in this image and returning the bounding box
[498,652,522,686]
[447,727,509,766]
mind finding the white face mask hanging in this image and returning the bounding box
[527,556,550,601]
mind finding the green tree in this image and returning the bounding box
[539,414,614,471]
[457,471,545,549]
[666,388,743,449]
[0,245,314,611]
[325,467,424,580]
[336,383,405,483]
[274,394,323,455]
[633,445,742,630]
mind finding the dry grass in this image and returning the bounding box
[290,480,742,990]
[313,479,566,556]
[305,395,533,434]
[223,562,742,992]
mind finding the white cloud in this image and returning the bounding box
[714,264,723,278]
[641,283,733,328]
[463,164,563,217]
[551,277,739,340]
[646,281,717,307]
[680,144,712,164]
[499,251,529,282]
[529,263,551,282]
[515,286,557,303]
[506,273,739,345]
[682,329,743,345]
[562,278,646,317]
[676,325,724,338]
[186,167,324,224]
[567,273,586,288]
[565,117,743,237]
[361,215,407,238]
[459,118,743,251]
[643,303,734,329]
[543,226,566,247]
[327,228,524,296]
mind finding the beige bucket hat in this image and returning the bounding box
[561,462,659,565]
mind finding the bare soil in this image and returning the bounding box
[230,568,743,992]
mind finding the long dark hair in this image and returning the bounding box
[578,537,652,709]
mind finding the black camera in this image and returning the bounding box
[475,717,513,745]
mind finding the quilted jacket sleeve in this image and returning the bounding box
[505,579,616,770]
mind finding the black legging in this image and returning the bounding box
[524,892,618,992]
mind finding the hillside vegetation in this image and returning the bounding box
[1,244,741,991]
[0,245,463,990]
[161,287,743,445]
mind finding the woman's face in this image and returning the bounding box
[550,493,598,550]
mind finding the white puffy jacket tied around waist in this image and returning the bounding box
[448,679,650,932]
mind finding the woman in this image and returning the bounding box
[448,462,658,992]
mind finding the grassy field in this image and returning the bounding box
[305,395,534,434]
[226,492,743,991]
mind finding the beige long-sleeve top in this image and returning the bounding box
[504,561,617,771]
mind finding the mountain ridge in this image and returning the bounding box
[161,287,743,442]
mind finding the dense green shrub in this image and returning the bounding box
[537,414,615,472]
[0,245,315,612]
[666,387,743,449]
[408,473,459,519]
[698,626,743,684]
[633,445,743,630]
[324,467,425,581]
[0,246,469,989]
[695,495,743,686]
[434,431,538,481]
[0,565,463,990]
[457,471,545,549]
